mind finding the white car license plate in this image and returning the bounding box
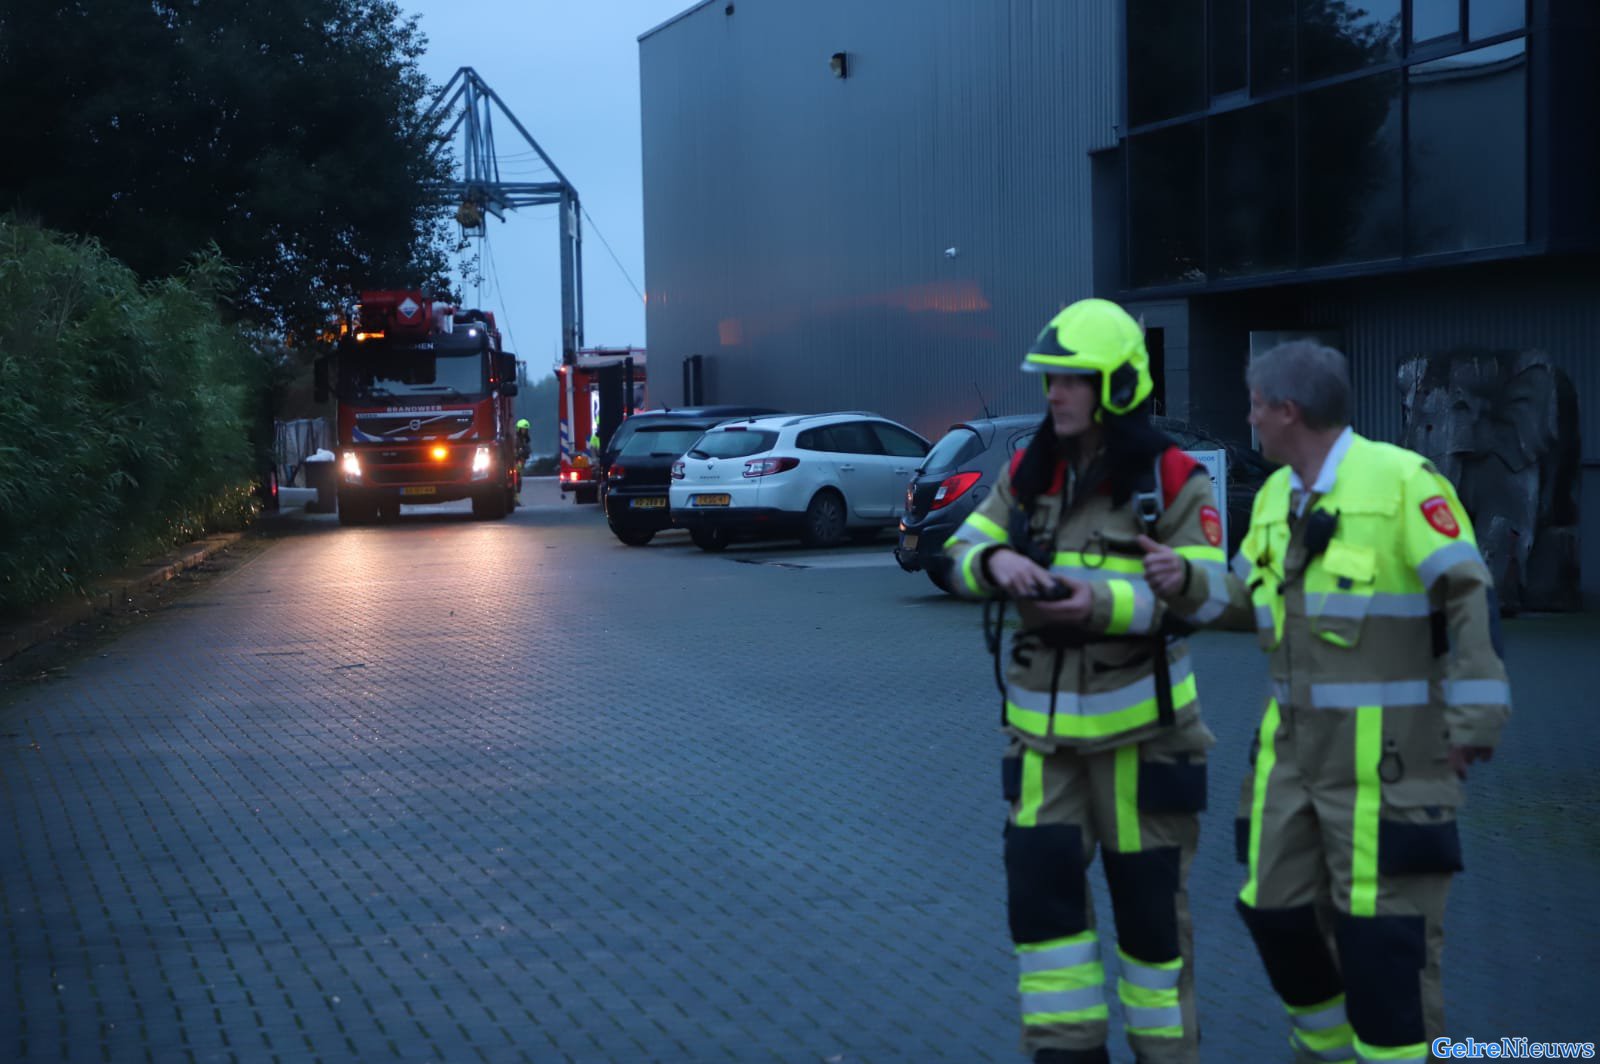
[691,493,731,507]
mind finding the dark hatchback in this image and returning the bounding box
[895,413,1275,590]
[601,406,783,545]
[895,414,1040,591]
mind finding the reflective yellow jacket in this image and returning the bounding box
[1167,433,1511,763]
[944,448,1223,753]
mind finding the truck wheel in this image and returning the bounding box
[690,527,730,552]
[472,490,507,520]
[575,484,599,505]
[376,500,400,523]
[338,492,375,526]
[801,490,847,548]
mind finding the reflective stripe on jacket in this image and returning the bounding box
[1169,433,1511,760]
[944,448,1222,752]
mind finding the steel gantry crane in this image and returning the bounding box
[424,66,583,366]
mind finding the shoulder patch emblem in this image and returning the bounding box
[1199,505,1224,547]
[1421,496,1460,538]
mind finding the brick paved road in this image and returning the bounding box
[2,494,1595,1062]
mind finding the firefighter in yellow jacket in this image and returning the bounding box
[944,298,1225,1064]
[1139,340,1511,1064]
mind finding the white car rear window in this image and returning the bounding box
[693,429,778,459]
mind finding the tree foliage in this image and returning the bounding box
[0,219,264,616]
[0,0,453,341]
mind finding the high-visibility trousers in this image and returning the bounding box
[1003,717,1212,1064]
[1235,698,1459,1064]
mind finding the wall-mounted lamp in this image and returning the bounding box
[829,52,848,79]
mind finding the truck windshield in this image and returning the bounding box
[342,344,487,401]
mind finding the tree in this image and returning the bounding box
[0,0,452,342]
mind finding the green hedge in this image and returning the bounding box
[0,219,266,617]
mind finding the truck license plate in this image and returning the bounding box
[630,497,667,509]
[400,486,437,497]
[691,493,731,507]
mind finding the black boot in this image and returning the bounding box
[1034,1048,1110,1064]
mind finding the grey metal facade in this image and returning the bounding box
[640,0,1598,602]
[640,0,1122,441]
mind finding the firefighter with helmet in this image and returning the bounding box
[943,297,1225,1064]
[1138,340,1511,1064]
[514,418,532,504]
[515,417,532,465]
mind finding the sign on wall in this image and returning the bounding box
[1183,448,1229,552]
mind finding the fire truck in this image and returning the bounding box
[556,347,646,504]
[314,290,522,524]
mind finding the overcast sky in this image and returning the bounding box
[403,0,695,379]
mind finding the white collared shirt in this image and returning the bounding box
[1289,426,1354,516]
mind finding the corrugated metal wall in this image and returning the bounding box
[1185,259,1600,603]
[1297,264,1600,464]
[639,0,1121,442]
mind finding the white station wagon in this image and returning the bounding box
[669,412,931,551]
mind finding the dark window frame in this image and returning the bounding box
[1121,0,1531,293]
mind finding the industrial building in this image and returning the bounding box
[639,0,1598,603]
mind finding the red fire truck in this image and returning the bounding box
[314,290,522,524]
[556,347,646,504]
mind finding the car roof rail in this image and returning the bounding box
[776,410,880,427]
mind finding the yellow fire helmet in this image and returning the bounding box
[1022,297,1153,415]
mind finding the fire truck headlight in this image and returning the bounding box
[341,451,362,481]
[471,445,492,479]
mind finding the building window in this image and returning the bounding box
[1300,72,1403,266]
[1128,0,1206,125]
[1406,38,1527,254]
[1468,0,1524,39]
[1410,0,1461,46]
[1209,100,1297,276]
[1298,0,1402,82]
[1128,122,1207,287]
[1251,0,1297,94]
[1211,0,1249,96]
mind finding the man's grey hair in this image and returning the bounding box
[1246,341,1351,430]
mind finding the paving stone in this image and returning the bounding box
[1,500,1593,1062]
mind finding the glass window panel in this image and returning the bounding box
[1211,0,1248,95]
[1299,0,1401,82]
[1407,39,1527,253]
[1128,0,1206,124]
[1127,122,1207,286]
[871,423,928,458]
[1252,0,1296,93]
[1208,100,1297,276]
[1468,0,1524,39]
[1299,72,1403,265]
[1410,0,1461,44]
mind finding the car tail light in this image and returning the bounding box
[671,460,685,480]
[607,464,626,481]
[743,456,799,477]
[929,471,982,510]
